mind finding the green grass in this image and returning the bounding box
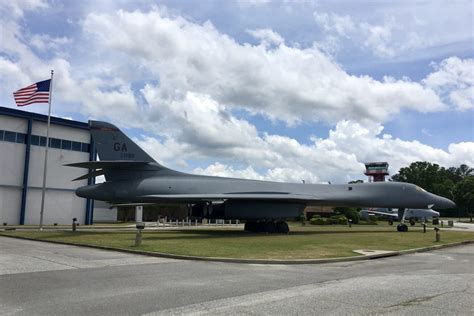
[2,224,473,259]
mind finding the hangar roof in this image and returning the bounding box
[0,106,88,130]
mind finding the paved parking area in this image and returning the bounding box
[0,237,179,276]
[0,236,473,315]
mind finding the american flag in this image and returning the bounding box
[13,79,51,106]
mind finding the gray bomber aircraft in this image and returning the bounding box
[68,121,455,233]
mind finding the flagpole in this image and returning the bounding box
[39,70,54,230]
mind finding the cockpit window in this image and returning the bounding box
[415,186,426,192]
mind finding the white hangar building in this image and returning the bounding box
[0,106,115,225]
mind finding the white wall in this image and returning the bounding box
[0,117,26,225]
[0,115,27,133]
[0,187,21,225]
[28,146,89,189]
[93,207,118,223]
[0,141,25,187]
[32,121,90,143]
[24,188,87,225]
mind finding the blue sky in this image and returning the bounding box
[1,0,473,183]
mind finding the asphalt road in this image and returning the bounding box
[0,237,473,315]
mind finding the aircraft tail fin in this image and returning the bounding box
[67,121,176,182]
[89,120,156,163]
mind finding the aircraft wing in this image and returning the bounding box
[66,161,152,169]
[139,193,320,203]
[365,210,398,218]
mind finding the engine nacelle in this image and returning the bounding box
[190,201,305,220]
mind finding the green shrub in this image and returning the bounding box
[310,216,348,225]
[338,216,348,225]
[310,217,328,225]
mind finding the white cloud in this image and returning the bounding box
[132,110,473,184]
[360,18,397,58]
[0,0,48,19]
[312,8,459,59]
[30,34,71,52]
[82,8,446,127]
[237,0,270,8]
[313,11,399,57]
[0,6,142,126]
[247,28,284,47]
[313,11,355,37]
[423,57,474,110]
[0,5,471,186]
[193,163,264,180]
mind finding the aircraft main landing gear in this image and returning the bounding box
[244,221,289,234]
[397,224,408,232]
[276,221,289,234]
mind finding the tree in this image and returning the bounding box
[446,164,473,183]
[454,176,474,221]
[334,207,360,224]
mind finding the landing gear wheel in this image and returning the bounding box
[276,221,290,234]
[410,221,416,226]
[264,222,277,233]
[256,221,266,232]
[244,221,258,232]
[397,224,408,232]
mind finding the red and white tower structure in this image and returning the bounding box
[364,162,389,182]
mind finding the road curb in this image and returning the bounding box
[1,233,473,265]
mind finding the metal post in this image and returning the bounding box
[39,70,54,230]
[72,218,77,232]
[135,229,142,246]
[434,227,440,242]
[20,117,32,225]
[135,205,143,223]
[135,223,144,246]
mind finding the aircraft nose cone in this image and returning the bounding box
[434,195,456,209]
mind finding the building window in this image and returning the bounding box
[31,135,40,145]
[16,133,26,144]
[71,141,82,151]
[81,143,90,153]
[61,140,72,150]
[4,131,16,143]
[0,129,91,153]
[39,136,47,147]
[50,138,61,149]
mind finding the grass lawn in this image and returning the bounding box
[2,223,473,260]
